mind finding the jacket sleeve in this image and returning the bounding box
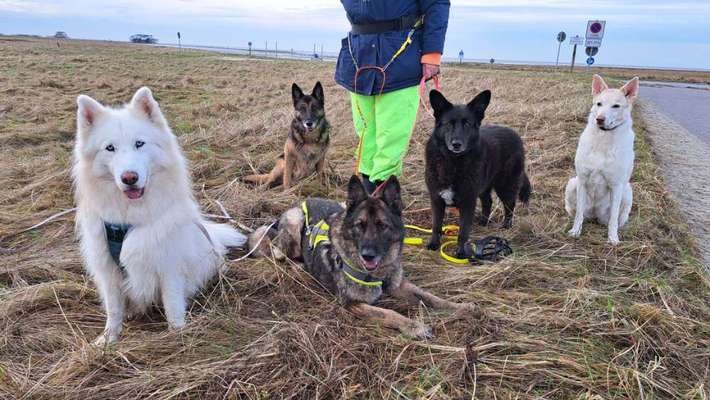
[418,0,450,55]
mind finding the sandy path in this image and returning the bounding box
[638,100,710,272]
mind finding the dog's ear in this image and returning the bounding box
[292,83,304,106]
[620,77,639,102]
[467,90,491,121]
[130,87,168,129]
[76,95,105,136]
[592,74,609,96]
[429,90,453,119]
[378,175,403,215]
[311,81,324,105]
[346,175,368,209]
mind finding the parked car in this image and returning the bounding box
[129,34,158,44]
[54,31,68,39]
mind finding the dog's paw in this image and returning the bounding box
[568,227,581,238]
[168,318,187,331]
[455,244,472,260]
[92,331,119,347]
[426,240,440,251]
[607,234,620,246]
[404,321,434,340]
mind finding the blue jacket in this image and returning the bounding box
[335,0,450,95]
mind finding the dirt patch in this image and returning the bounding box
[638,100,710,273]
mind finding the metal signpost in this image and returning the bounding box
[248,41,252,56]
[177,32,181,50]
[585,20,606,48]
[459,50,464,64]
[569,35,583,72]
[584,20,605,66]
[555,31,566,67]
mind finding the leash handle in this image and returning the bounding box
[419,74,441,119]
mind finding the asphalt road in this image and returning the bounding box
[641,81,710,146]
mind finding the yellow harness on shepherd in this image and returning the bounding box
[301,202,383,288]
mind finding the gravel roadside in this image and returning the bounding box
[638,100,710,273]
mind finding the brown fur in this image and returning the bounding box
[243,82,330,190]
[249,176,479,339]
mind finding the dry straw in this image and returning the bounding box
[0,37,708,399]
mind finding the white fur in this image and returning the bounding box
[73,87,246,344]
[565,75,639,245]
[439,188,455,206]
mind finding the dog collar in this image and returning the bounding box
[301,201,383,288]
[338,256,383,287]
[104,222,132,270]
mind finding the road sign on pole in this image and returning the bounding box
[459,49,464,64]
[177,32,181,50]
[555,31,566,67]
[570,35,583,46]
[585,20,606,48]
[586,57,595,66]
[585,46,599,57]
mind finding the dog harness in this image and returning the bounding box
[103,221,216,272]
[301,202,383,288]
[104,222,131,270]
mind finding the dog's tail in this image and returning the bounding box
[247,223,281,259]
[203,222,247,256]
[519,173,532,205]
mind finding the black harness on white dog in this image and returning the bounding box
[104,222,132,271]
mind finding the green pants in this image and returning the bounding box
[350,85,419,182]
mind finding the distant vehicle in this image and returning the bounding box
[54,31,68,39]
[129,34,158,44]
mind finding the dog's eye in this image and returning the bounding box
[596,102,603,107]
[612,104,621,109]
[135,140,145,149]
[105,144,115,152]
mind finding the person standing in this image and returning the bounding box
[335,0,451,192]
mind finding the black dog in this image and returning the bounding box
[425,90,531,259]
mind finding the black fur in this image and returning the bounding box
[425,90,531,259]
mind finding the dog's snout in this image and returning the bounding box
[304,120,315,128]
[451,141,462,150]
[360,247,377,261]
[596,117,606,126]
[121,171,139,186]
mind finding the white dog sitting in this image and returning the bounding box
[73,87,246,344]
[565,75,639,245]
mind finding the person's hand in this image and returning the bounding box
[422,63,440,81]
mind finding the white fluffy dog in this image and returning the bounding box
[566,75,639,245]
[73,87,246,344]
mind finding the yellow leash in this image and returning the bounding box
[403,224,470,265]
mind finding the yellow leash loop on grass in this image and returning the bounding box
[403,224,470,265]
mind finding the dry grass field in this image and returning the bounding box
[0,37,708,399]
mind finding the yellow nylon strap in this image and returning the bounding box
[342,269,383,287]
[311,221,330,247]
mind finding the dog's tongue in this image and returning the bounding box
[124,188,143,200]
[362,259,379,271]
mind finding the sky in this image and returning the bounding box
[1,0,709,69]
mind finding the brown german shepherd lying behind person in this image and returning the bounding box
[248,176,476,339]
[243,82,330,190]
